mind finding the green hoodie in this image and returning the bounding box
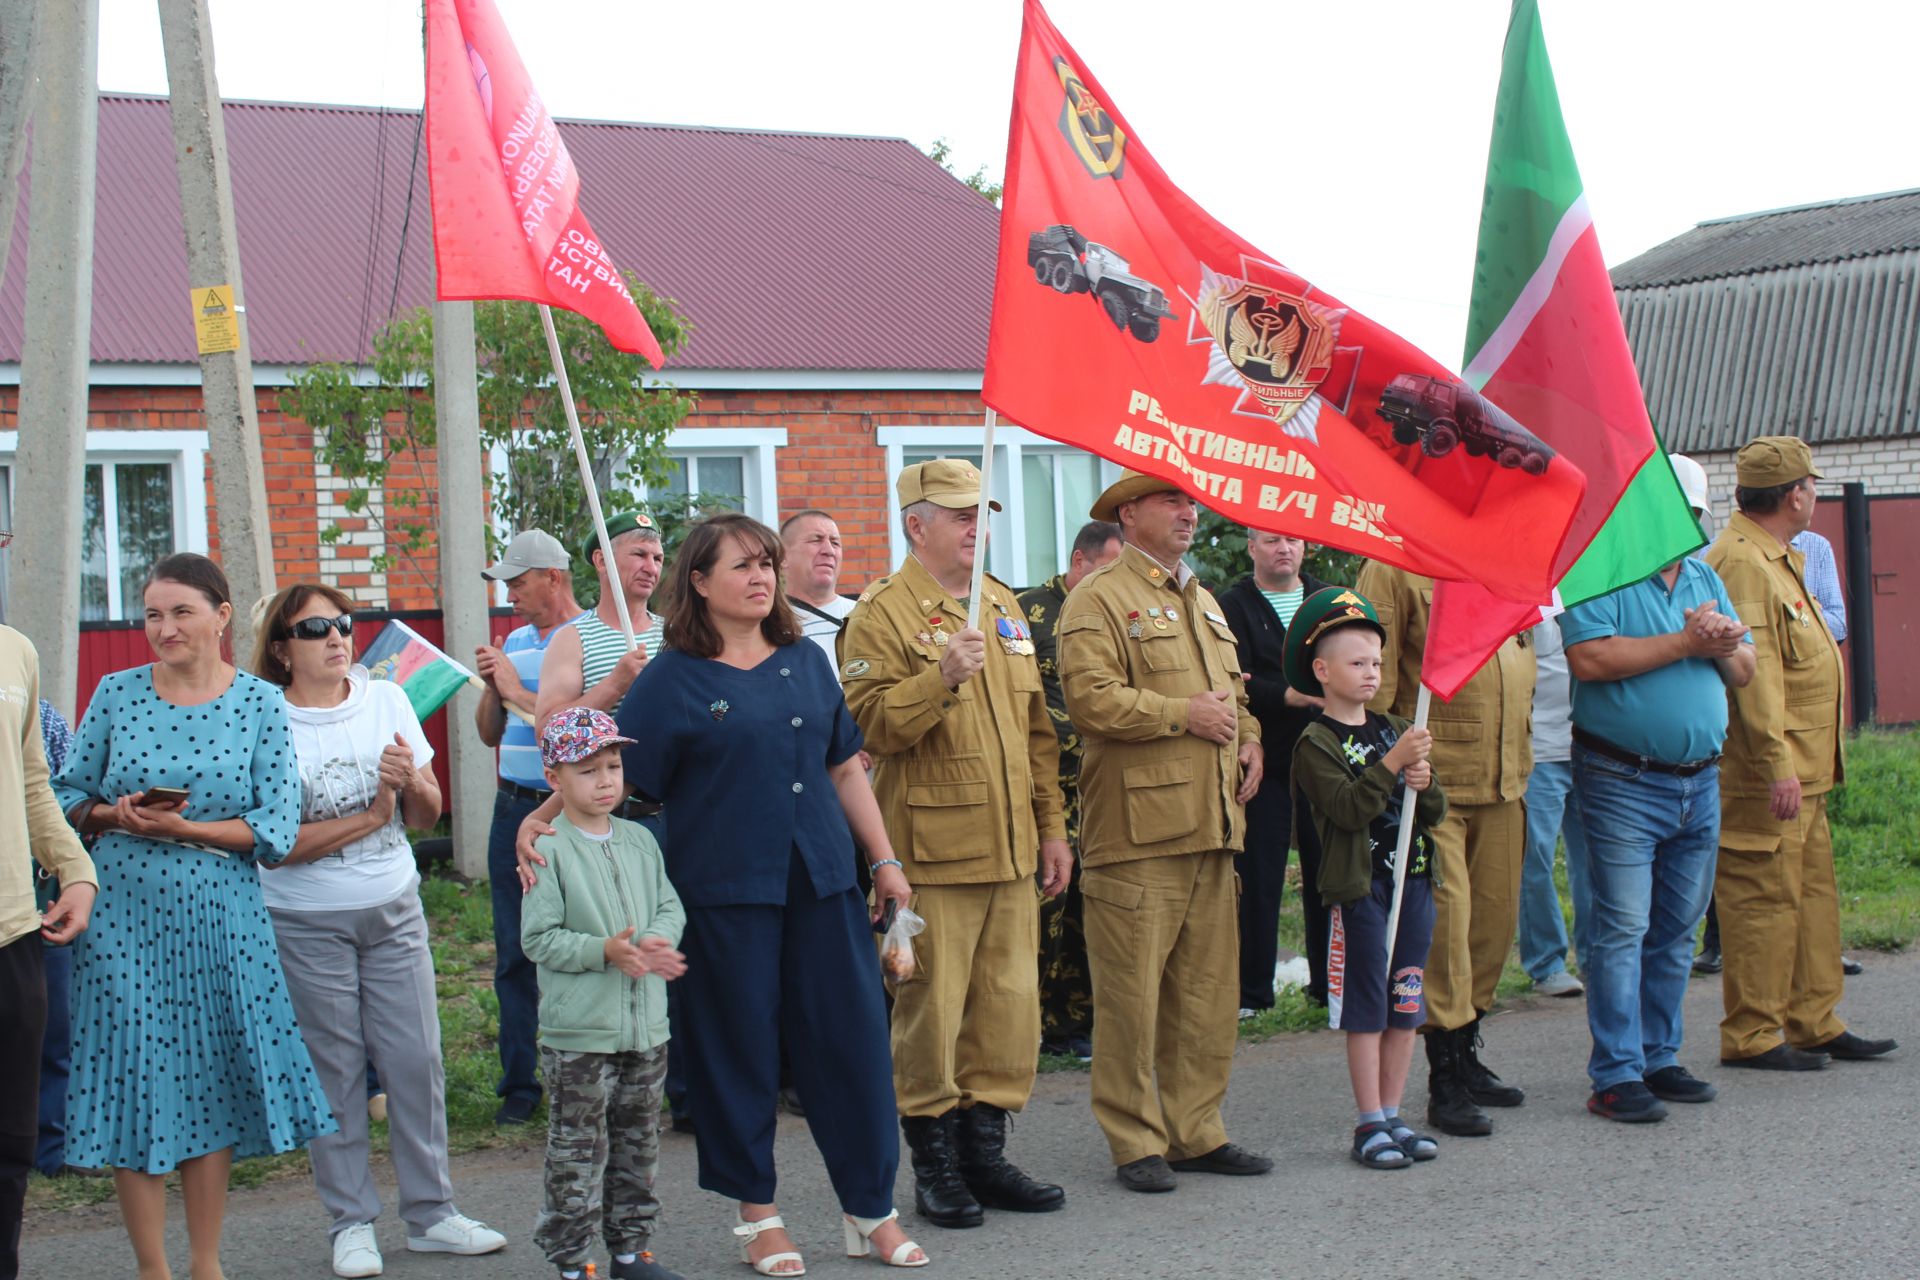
[522,813,686,1054]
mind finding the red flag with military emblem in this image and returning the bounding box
[982,0,1587,603]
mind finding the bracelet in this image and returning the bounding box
[869,858,904,873]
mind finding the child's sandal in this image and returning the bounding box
[1350,1120,1411,1169]
[1387,1119,1438,1161]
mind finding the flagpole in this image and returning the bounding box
[964,409,997,632]
[1383,681,1431,991]
[539,303,638,649]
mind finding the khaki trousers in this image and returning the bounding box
[1082,853,1238,1167]
[890,879,1041,1117]
[1716,793,1846,1059]
[1424,798,1525,1032]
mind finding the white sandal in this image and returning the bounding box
[842,1209,929,1268]
[734,1214,805,1276]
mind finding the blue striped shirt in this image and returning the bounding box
[1791,530,1847,644]
[498,614,586,789]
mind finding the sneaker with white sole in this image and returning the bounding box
[406,1212,507,1256]
[1533,971,1585,998]
[332,1223,383,1278]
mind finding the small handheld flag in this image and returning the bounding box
[360,620,483,721]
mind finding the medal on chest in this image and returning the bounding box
[1127,611,1144,640]
[927,614,950,646]
[995,614,1034,656]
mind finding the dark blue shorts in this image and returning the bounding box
[1327,873,1435,1033]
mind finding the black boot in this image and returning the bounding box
[1460,1016,1526,1107]
[956,1104,1066,1213]
[900,1113,984,1228]
[1425,1027,1492,1137]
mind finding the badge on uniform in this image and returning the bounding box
[1166,608,1179,622]
[996,615,1034,656]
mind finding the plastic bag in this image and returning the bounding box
[879,905,926,986]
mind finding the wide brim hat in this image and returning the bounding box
[1090,469,1181,522]
[1283,586,1388,697]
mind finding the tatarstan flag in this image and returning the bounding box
[1422,0,1701,698]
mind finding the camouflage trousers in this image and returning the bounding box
[1038,864,1093,1042]
[536,1045,668,1267]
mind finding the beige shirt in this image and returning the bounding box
[0,627,96,947]
[840,556,1065,885]
[1057,544,1257,866]
[1358,562,1535,806]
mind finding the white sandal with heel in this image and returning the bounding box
[735,1214,806,1276]
[843,1209,929,1268]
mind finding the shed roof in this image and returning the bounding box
[1611,189,1920,453]
[0,95,999,374]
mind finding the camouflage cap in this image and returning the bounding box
[1736,436,1823,489]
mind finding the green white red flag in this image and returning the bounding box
[1422,0,1701,698]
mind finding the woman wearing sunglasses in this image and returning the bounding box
[252,585,506,1277]
[53,554,335,1280]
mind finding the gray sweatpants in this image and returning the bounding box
[270,888,455,1237]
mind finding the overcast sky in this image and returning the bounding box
[96,0,1918,367]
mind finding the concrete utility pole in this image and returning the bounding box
[9,0,97,718]
[156,0,274,658]
[433,300,495,880]
[0,0,42,290]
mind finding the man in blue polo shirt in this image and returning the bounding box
[474,529,586,1125]
[1558,480,1755,1125]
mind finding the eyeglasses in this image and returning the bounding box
[285,614,354,641]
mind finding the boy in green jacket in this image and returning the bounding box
[1285,588,1448,1170]
[523,708,687,1280]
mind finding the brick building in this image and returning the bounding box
[0,95,1131,625]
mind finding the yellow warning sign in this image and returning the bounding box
[193,285,240,355]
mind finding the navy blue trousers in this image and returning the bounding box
[678,851,898,1216]
[489,788,544,1104]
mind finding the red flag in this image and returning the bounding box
[423,0,664,366]
[983,0,1586,604]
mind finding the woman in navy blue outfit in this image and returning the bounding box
[520,514,924,1275]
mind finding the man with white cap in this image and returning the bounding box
[473,529,587,1125]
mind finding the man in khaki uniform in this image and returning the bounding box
[1708,436,1897,1069]
[1056,470,1271,1193]
[1357,562,1534,1137]
[840,459,1073,1228]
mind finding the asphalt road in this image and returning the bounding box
[24,950,1917,1279]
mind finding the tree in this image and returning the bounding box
[282,278,699,602]
[926,137,1003,205]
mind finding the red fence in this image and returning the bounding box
[76,610,521,811]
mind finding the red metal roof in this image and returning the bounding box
[0,95,999,373]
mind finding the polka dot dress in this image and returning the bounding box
[53,666,338,1174]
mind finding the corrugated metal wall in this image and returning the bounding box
[1617,250,1920,454]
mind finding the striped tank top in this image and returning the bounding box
[576,608,667,691]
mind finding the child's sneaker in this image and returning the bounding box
[610,1251,684,1280]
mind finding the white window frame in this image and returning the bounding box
[0,430,209,620]
[877,425,1125,586]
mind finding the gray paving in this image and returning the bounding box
[24,950,1917,1279]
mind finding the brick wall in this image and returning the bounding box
[1689,436,1920,525]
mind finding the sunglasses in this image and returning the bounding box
[285,614,354,641]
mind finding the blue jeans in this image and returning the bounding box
[1573,745,1720,1091]
[1516,760,1595,981]
[489,787,544,1104]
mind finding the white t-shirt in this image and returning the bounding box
[261,666,435,913]
[791,593,856,676]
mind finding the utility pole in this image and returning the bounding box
[0,0,41,288]
[9,0,97,717]
[156,0,274,658]
[433,300,495,880]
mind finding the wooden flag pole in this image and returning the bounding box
[964,409,998,632]
[1382,681,1432,991]
[540,303,637,649]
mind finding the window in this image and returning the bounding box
[0,431,208,623]
[658,452,748,512]
[1021,450,1105,587]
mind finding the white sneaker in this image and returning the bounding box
[332,1223,383,1278]
[1534,971,1585,998]
[407,1212,507,1256]
[1238,1007,1259,1021]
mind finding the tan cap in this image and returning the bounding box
[1736,436,1823,488]
[1090,469,1182,521]
[897,458,1001,511]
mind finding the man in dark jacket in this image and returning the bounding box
[1216,530,1330,1011]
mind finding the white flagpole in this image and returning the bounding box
[1382,681,1431,991]
[964,409,997,632]
[539,303,637,649]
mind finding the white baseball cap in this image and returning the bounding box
[1669,454,1710,517]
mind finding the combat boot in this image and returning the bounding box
[956,1104,1066,1213]
[1460,1016,1526,1107]
[1425,1026,1493,1137]
[900,1113,984,1229]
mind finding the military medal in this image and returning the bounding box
[915,631,933,646]
[1127,610,1144,640]
[1147,607,1162,618]
[928,614,950,645]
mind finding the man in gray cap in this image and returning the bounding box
[474,530,587,1125]
[1707,437,1896,1070]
